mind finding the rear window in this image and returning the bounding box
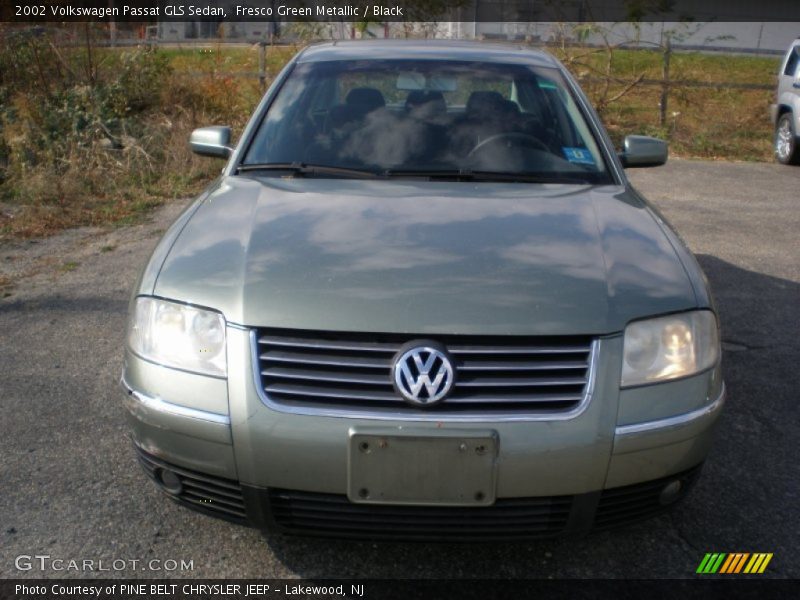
[784,46,799,77]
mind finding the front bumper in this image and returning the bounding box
[121,327,725,539]
[135,444,704,540]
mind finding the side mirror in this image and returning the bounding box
[619,135,668,168]
[189,126,233,159]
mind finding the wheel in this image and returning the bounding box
[775,113,800,165]
[467,132,550,158]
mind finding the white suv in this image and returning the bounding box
[771,38,800,165]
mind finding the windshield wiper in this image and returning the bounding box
[237,162,379,179]
[237,164,589,184]
[382,169,588,184]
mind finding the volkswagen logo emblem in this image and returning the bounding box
[392,342,455,406]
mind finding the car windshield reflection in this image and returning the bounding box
[241,59,612,184]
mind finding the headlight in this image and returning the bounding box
[621,310,719,388]
[128,297,227,377]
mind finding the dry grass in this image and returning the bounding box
[0,41,782,240]
[553,46,780,161]
[0,117,221,238]
[0,41,283,239]
[595,85,776,161]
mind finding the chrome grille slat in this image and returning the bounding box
[458,360,587,371]
[265,384,398,402]
[456,377,587,387]
[263,367,389,386]
[449,345,590,354]
[255,329,594,415]
[261,350,392,369]
[448,393,584,404]
[258,335,399,353]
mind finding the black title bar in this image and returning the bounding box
[2,0,800,23]
[3,579,800,600]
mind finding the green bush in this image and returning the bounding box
[0,34,170,173]
[0,29,222,236]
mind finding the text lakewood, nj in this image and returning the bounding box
[37,3,404,19]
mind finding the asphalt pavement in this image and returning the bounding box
[0,158,798,579]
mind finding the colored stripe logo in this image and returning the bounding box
[696,553,773,574]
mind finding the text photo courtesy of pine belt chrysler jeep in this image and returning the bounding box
[121,41,724,541]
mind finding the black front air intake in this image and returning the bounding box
[136,447,248,525]
[265,488,573,541]
[593,465,703,530]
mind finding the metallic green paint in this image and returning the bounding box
[153,177,700,335]
[120,41,724,528]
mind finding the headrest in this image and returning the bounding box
[405,90,446,119]
[466,91,508,117]
[345,87,386,112]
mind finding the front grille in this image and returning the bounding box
[255,329,594,414]
[268,489,572,541]
[593,465,702,530]
[136,447,248,524]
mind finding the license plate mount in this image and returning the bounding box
[347,428,498,506]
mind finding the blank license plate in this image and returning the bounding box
[347,428,498,506]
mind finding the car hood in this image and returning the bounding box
[152,176,697,335]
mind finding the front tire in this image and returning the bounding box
[775,113,800,165]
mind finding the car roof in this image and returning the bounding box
[297,40,561,68]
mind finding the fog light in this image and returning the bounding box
[659,480,683,505]
[156,468,183,495]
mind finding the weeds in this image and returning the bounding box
[0,29,782,241]
[0,27,269,239]
[60,261,79,272]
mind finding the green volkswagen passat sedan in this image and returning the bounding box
[122,41,724,540]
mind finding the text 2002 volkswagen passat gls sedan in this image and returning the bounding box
[122,41,724,540]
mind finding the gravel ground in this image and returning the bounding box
[0,158,798,579]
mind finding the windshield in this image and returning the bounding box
[241,59,611,184]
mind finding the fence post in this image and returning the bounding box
[659,36,672,128]
[258,41,267,89]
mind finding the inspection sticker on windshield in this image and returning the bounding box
[563,147,595,165]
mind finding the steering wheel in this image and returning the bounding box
[467,132,550,158]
